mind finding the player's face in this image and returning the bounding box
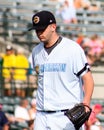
[35,24,56,43]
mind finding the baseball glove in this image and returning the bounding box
[64,103,92,130]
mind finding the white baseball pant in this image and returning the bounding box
[34,111,83,130]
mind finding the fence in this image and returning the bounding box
[0,67,37,97]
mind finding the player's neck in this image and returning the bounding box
[44,35,60,48]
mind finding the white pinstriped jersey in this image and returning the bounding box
[32,37,90,111]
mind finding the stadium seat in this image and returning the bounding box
[97,114,104,122]
[14,97,21,105]
[2,104,14,114]
[26,97,32,103]
[0,98,3,104]
[16,122,29,129]
[10,123,20,130]
[3,97,10,104]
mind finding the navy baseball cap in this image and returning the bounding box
[28,10,56,31]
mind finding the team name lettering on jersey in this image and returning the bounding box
[40,63,66,72]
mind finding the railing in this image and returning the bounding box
[0,67,37,97]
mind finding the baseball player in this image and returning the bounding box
[29,10,94,130]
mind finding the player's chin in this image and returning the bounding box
[39,38,46,42]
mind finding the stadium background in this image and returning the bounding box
[0,0,104,129]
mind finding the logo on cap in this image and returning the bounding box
[50,20,52,23]
[33,16,40,24]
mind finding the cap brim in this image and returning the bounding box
[6,49,12,51]
[28,25,48,31]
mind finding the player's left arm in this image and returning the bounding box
[82,71,94,106]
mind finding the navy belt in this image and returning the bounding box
[39,109,68,113]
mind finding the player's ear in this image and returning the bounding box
[51,24,56,31]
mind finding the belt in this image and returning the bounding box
[39,109,68,113]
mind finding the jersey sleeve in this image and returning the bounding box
[73,45,90,77]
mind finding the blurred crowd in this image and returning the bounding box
[1,98,104,130]
[85,104,104,130]
[55,0,100,22]
[0,98,36,130]
[0,45,37,98]
[75,33,104,66]
[52,0,104,66]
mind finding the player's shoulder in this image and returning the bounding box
[62,37,81,48]
[32,42,43,54]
